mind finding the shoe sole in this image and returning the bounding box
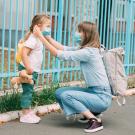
[20,118,41,124]
[84,126,103,133]
[20,120,40,124]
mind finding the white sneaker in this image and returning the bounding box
[20,111,41,124]
[66,114,77,121]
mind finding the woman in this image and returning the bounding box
[34,21,112,133]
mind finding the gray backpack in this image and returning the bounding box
[101,47,128,106]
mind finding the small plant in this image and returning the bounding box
[0,92,21,113]
[32,83,60,106]
[0,83,60,113]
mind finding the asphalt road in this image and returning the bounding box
[0,96,135,135]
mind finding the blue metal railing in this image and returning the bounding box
[0,0,135,89]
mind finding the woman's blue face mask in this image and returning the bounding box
[42,27,51,36]
[74,32,82,44]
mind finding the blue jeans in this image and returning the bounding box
[55,86,112,116]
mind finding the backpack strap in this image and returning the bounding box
[116,95,126,106]
[115,52,126,106]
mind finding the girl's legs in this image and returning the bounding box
[21,72,38,110]
[18,64,39,123]
[20,72,40,124]
[21,83,34,112]
[18,64,36,111]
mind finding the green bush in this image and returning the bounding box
[0,92,21,113]
[0,83,60,113]
[32,83,60,106]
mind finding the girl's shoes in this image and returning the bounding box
[20,111,41,124]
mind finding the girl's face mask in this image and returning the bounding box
[42,27,51,36]
[74,32,82,44]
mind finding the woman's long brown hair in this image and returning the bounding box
[78,21,100,49]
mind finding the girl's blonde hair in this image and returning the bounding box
[20,14,50,43]
[78,21,100,49]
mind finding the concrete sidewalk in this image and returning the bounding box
[0,96,135,135]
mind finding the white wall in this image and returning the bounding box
[0,0,35,30]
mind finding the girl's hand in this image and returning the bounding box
[26,68,34,75]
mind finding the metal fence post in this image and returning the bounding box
[0,0,6,89]
[124,0,133,75]
[55,0,63,82]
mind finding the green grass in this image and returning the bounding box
[0,83,60,113]
[32,83,60,106]
[0,92,21,113]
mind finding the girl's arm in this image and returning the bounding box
[45,36,64,50]
[21,47,34,74]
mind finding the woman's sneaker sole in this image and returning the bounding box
[84,126,103,133]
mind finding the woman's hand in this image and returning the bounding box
[33,25,44,39]
[33,25,59,56]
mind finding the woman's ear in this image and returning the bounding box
[81,32,85,41]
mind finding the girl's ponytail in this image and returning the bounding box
[19,14,50,43]
[19,31,31,43]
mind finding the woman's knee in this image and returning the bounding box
[55,87,65,99]
[55,87,73,99]
[100,101,112,112]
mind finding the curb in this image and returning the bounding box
[0,103,61,124]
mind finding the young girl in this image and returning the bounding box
[11,19,51,87]
[34,21,112,132]
[14,14,51,124]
